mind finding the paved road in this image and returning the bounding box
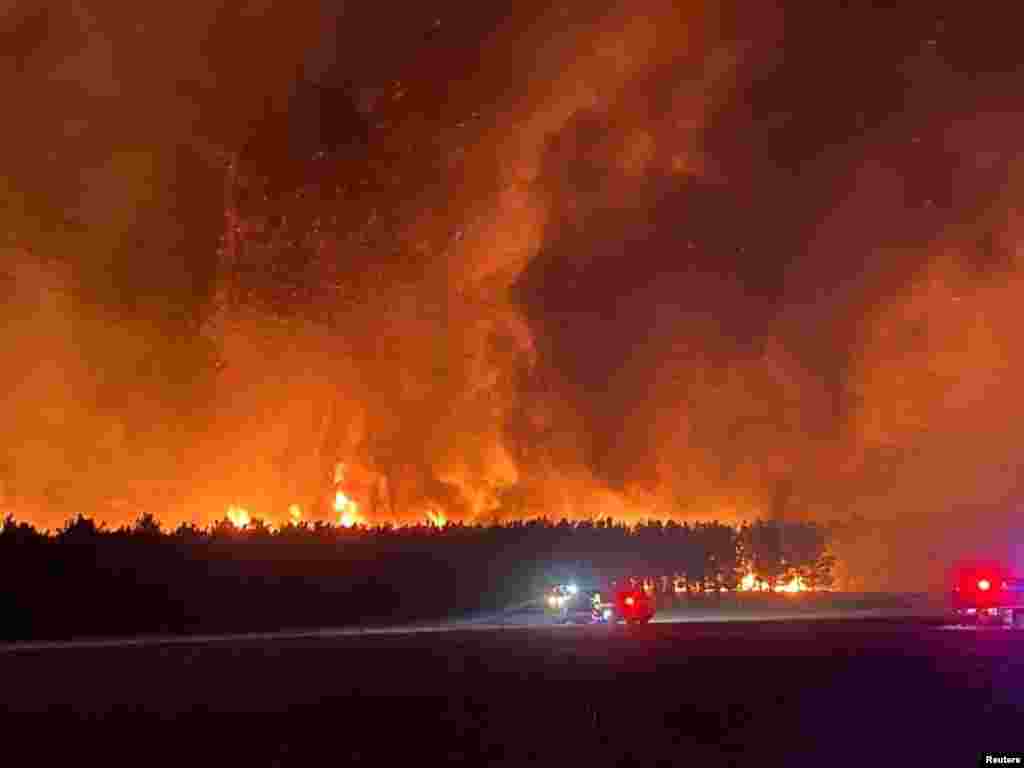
[0,592,954,654]
[3,609,1021,767]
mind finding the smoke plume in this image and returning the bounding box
[5,1,1024,588]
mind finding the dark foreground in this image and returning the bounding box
[3,618,1021,767]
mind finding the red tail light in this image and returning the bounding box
[977,579,991,591]
[625,596,635,606]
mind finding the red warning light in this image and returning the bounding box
[977,579,991,591]
[625,596,635,606]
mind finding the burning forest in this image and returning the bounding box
[3,1,1024,591]
[0,512,835,640]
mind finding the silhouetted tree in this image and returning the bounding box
[133,512,163,537]
[741,520,786,590]
[1,513,835,641]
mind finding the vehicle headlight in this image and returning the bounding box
[548,596,558,608]
[568,583,578,595]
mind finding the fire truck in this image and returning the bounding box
[545,579,656,625]
[950,562,1024,628]
[608,579,657,625]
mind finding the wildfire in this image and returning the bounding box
[288,504,302,524]
[226,505,250,529]
[775,573,809,593]
[332,462,366,527]
[737,570,810,593]
[335,490,365,528]
[426,508,447,527]
[739,571,762,591]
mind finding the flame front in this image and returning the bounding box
[740,571,758,591]
[335,491,365,528]
[426,508,447,527]
[333,462,365,527]
[226,505,250,529]
[737,570,810,593]
[774,574,809,593]
[288,504,302,524]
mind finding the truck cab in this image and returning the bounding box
[546,583,599,624]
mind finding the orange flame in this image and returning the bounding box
[739,571,762,592]
[332,463,366,527]
[288,504,302,524]
[426,508,447,527]
[226,505,250,529]
[737,570,810,593]
[335,490,365,528]
[774,573,809,593]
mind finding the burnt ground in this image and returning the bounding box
[2,617,1021,767]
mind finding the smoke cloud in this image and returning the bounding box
[5,1,1024,588]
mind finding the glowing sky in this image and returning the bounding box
[3,1,1024,586]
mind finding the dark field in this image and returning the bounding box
[3,614,1022,767]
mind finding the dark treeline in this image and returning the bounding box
[0,515,834,641]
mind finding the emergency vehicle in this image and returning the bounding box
[545,583,583,620]
[545,579,656,625]
[607,578,656,625]
[950,562,1024,628]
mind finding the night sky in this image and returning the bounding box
[3,1,1024,587]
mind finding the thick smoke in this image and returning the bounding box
[190,0,732,527]
[1,0,330,525]
[5,1,1024,588]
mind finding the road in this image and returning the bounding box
[2,600,1020,767]
[0,591,949,654]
